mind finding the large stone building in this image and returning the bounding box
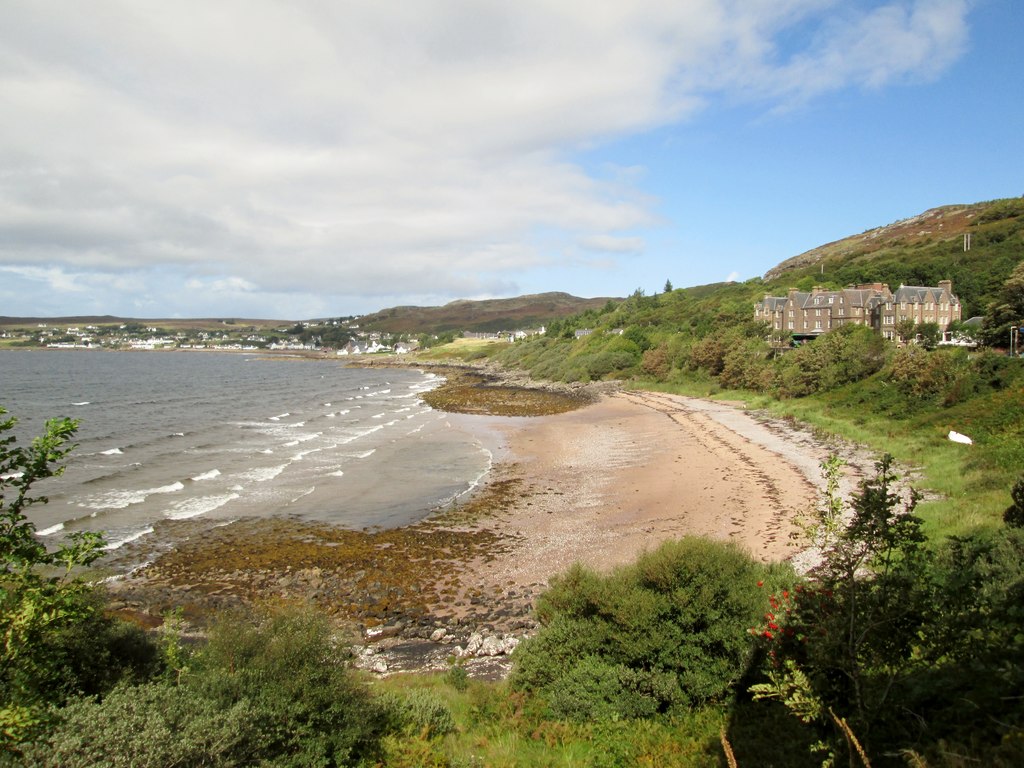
[755,281,961,341]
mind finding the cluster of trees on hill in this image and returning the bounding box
[494,254,1023,392]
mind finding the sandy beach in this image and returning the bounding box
[461,389,870,595]
[105,382,878,674]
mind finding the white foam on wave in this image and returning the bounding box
[288,487,315,504]
[352,449,376,459]
[191,469,221,482]
[165,493,240,520]
[282,432,322,448]
[101,448,123,456]
[260,449,274,454]
[242,464,288,482]
[293,445,328,461]
[104,526,155,550]
[372,413,384,419]
[440,447,494,508]
[407,425,424,435]
[72,401,90,406]
[78,481,185,510]
[37,522,65,536]
[338,424,384,444]
[328,470,344,477]
[0,471,24,481]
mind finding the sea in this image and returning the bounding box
[0,350,498,553]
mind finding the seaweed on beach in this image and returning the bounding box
[420,370,589,417]
[107,473,534,630]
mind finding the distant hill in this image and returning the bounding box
[354,292,618,334]
[763,197,1024,316]
[0,316,289,329]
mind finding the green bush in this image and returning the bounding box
[381,688,456,737]
[774,325,888,398]
[1006,477,1024,527]
[23,606,392,767]
[2,408,157,749]
[17,683,262,768]
[511,538,773,721]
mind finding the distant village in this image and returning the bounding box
[0,317,549,355]
[0,278,984,354]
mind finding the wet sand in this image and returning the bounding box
[103,385,877,666]
[464,389,873,592]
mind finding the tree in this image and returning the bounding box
[752,456,928,759]
[512,538,772,720]
[894,316,918,343]
[981,259,1024,347]
[1,409,106,749]
[1005,476,1024,528]
[917,321,941,349]
[664,279,673,293]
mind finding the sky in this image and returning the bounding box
[1,0,1021,320]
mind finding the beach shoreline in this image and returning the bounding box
[102,374,879,676]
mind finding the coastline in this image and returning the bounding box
[102,370,879,676]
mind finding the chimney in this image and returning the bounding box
[939,279,952,294]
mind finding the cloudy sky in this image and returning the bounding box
[1,1,1021,319]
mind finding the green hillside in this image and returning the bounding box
[354,291,616,334]
[764,197,1024,317]
[446,198,1024,537]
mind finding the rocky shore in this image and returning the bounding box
[101,361,883,678]
[103,466,546,678]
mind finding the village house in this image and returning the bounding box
[755,281,961,341]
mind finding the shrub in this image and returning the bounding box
[511,538,771,721]
[25,606,393,766]
[774,325,888,398]
[381,688,456,738]
[17,683,262,768]
[1004,477,1024,528]
[1,408,157,749]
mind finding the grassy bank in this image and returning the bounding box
[629,359,1021,542]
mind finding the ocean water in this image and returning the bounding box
[0,350,494,551]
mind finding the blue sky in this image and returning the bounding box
[1,1,1021,319]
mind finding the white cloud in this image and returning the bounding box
[579,235,646,254]
[0,265,89,294]
[0,1,972,315]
